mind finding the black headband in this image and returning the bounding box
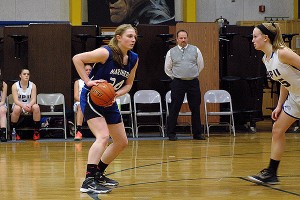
[257,24,276,44]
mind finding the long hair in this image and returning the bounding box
[261,22,286,51]
[108,24,137,67]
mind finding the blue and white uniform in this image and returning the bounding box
[264,50,300,118]
[12,81,33,112]
[80,45,138,123]
[73,79,84,112]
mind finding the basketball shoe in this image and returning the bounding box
[80,177,112,194]
[248,168,279,185]
[74,131,82,141]
[33,130,40,141]
[95,172,119,186]
[0,132,7,142]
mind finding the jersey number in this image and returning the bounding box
[278,78,291,87]
[110,78,124,90]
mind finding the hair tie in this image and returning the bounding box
[257,24,276,44]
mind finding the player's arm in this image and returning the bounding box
[11,83,24,108]
[73,47,109,87]
[28,83,37,107]
[115,59,139,97]
[272,85,289,121]
[74,80,80,102]
[278,47,300,70]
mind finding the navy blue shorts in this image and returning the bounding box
[80,87,122,124]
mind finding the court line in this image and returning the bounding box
[239,177,300,197]
[112,176,300,197]
[104,150,300,197]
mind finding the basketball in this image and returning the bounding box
[90,82,116,107]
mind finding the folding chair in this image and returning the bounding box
[204,90,235,137]
[133,90,164,138]
[165,90,192,134]
[37,93,67,139]
[116,93,135,137]
[7,94,34,135]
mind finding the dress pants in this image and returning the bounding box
[166,78,202,136]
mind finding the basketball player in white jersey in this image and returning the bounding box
[248,23,300,184]
[0,80,8,142]
[73,64,92,141]
[11,69,41,140]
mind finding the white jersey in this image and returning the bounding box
[16,81,33,104]
[264,50,300,118]
[264,50,300,96]
[73,79,84,112]
[78,79,84,98]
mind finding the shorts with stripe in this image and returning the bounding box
[283,93,300,119]
[80,87,122,124]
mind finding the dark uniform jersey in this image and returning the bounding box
[80,45,138,123]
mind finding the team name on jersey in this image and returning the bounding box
[267,68,281,79]
[110,69,130,78]
[18,94,31,102]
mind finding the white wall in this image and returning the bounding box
[0,0,69,21]
[196,0,294,25]
[0,0,294,24]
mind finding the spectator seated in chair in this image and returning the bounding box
[10,68,41,140]
[73,64,92,141]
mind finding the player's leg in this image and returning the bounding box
[0,106,7,142]
[32,104,41,140]
[248,111,296,184]
[74,105,84,141]
[95,122,128,186]
[80,117,112,194]
[11,105,22,140]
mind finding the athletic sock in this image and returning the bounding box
[1,127,6,134]
[268,159,280,175]
[97,160,109,174]
[34,121,40,131]
[86,164,98,179]
[77,126,82,132]
[11,122,17,129]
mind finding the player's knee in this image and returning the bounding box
[119,138,128,150]
[12,106,22,115]
[32,104,40,112]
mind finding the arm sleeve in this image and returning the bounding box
[197,48,204,73]
[164,50,174,79]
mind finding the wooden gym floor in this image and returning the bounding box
[1,120,300,200]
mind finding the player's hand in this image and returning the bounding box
[104,94,117,108]
[86,79,102,87]
[271,106,282,121]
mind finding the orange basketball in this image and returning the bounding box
[90,82,116,107]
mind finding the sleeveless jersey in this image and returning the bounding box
[16,81,33,104]
[263,50,300,96]
[73,79,85,111]
[78,79,84,96]
[85,45,138,91]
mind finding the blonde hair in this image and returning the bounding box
[261,22,286,51]
[108,24,137,67]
